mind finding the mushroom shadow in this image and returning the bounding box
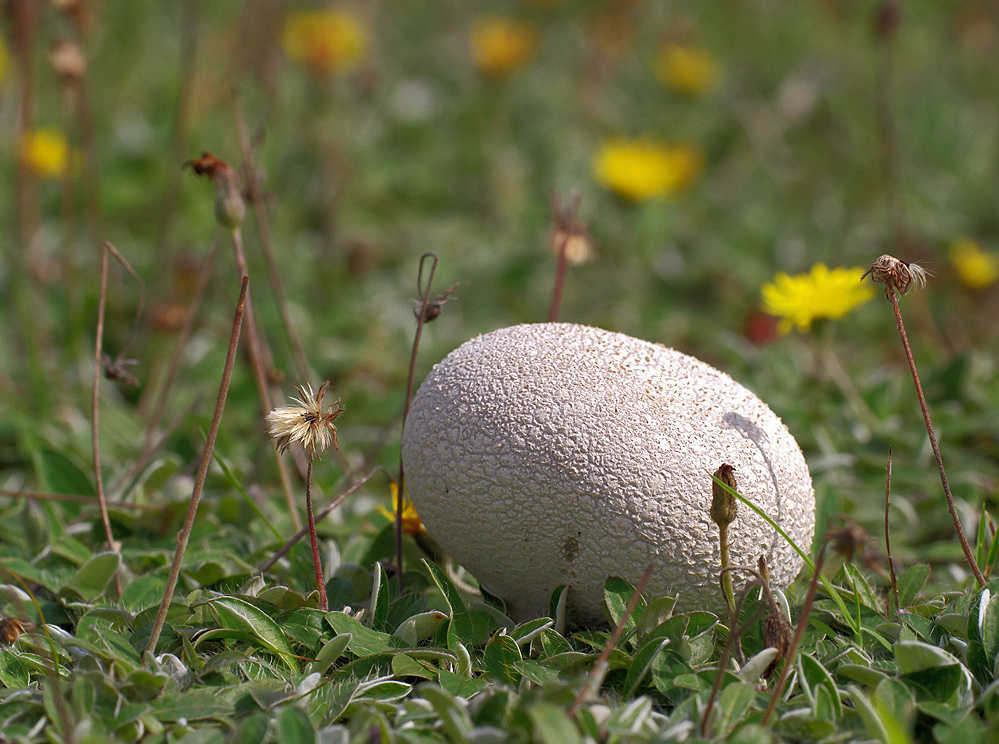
[721,412,782,564]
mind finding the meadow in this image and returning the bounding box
[1,1,999,741]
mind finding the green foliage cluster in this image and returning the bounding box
[2,0,999,742]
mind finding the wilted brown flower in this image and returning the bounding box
[185,152,245,230]
[549,191,594,266]
[862,254,930,297]
[0,617,26,645]
[267,381,345,458]
[51,39,86,82]
[710,463,737,530]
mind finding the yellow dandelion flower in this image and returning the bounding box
[376,483,426,538]
[762,264,875,333]
[21,129,70,179]
[281,9,367,75]
[594,139,703,201]
[471,17,539,79]
[949,238,999,290]
[653,44,721,95]
[266,381,345,458]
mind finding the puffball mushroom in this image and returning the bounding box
[402,323,814,625]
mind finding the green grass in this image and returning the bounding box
[1,1,999,741]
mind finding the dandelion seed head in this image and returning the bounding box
[863,254,931,297]
[267,381,345,458]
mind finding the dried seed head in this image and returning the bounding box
[710,463,738,529]
[413,283,459,323]
[549,189,595,265]
[267,381,345,458]
[51,39,86,82]
[185,152,246,230]
[0,618,26,645]
[862,254,931,297]
[762,608,792,679]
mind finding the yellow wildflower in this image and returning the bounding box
[949,238,999,290]
[21,129,70,179]
[471,17,538,79]
[653,44,721,95]
[377,483,425,537]
[0,37,8,84]
[762,264,875,333]
[594,139,703,201]
[281,9,367,75]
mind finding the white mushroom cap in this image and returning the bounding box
[402,323,815,625]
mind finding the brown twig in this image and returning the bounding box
[92,243,122,596]
[761,545,827,725]
[125,238,220,494]
[145,276,248,656]
[702,570,763,738]
[258,466,383,574]
[888,285,983,585]
[1,488,158,509]
[304,457,327,611]
[548,231,570,323]
[884,446,901,614]
[569,563,655,716]
[10,0,47,400]
[864,255,985,587]
[234,99,312,383]
[227,225,302,531]
[396,253,440,593]
[153,0,202,279]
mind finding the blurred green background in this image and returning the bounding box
[1,0,998,578]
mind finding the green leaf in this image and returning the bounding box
[527,703,583,744]
[204,596,297,672]
[897,564,930,607]
[121,574,167,612]
[604,576,644,634]
[0,649,30,688]
[483,633,523,686]
[354,677,412,702]
[370,561,389,632]
[152,691,235,722]
[622,637,670,698]
[68,551,120,601]
[325,612,401,656]
[798,653,842,720]
[508,617,553,646]
[421,684,473,741]
[717,682,758,736]
[277,705,316,744]
[549,584,569,635]
[36,448,94,497]
[310,634,352,676]
[393,610,449,646]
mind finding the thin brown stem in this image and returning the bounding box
[9,0,47,401]
[887,286,985,587]
[547,231,570,322]
[145,276,248,656]
[884,446,900,614]
[92,243,122,596]
[228,226,302,531]
[702,573,763,738]
[762,546,826,725]
[259,466,382,574]
[1,488,157,509]
[569,563,655,716]
[154,0,201,279]
[305,457,328,611]
[397,253,439,593]
[234,100,312,383]
[129,238,219,484]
